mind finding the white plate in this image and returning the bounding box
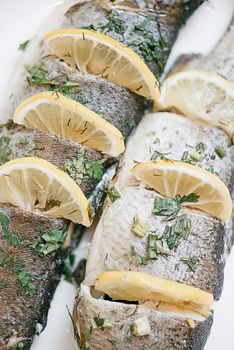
[0,1,234,349]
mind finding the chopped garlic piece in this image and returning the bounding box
[187,318,196,329]
[131,215,148,237]
[132,316,151,336]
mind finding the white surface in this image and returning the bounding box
[0,1,234,350]
[165,0,234,72]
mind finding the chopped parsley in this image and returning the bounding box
[101,11,125,35]
[91,316,112,330]
[64,150,105,185]
[181,142,207,164]
[133,16,169,73]
[106,187,121,202]
[153,194,199,220]
[181,256,198,271]
[0,136,12,165]
[15,262,36,294]
[82,10,125,36]
[141,215,191,263]
[0,212,20,247]
[34,227,68,256]
[27,62,80,96]
[15,136,29,147]
[151,150,170,160]
[19,39,30,51]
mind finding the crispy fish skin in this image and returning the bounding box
[0,205,65,349]
[74,283,213,350]
[85,113,234,300]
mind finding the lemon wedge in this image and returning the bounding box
[132,160,232,221]
[13,91,125,157]
[43,29,159,100]
[95,271,213,317]
[0,157,92,226]
[156,70,234,139]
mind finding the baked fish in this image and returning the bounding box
[0,1,200,349]
[73,10,234,350]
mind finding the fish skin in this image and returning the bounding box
[63,0,199,77]
[74,113,233,348]
[0,127,107,196]
[8,57,145,138]
[0,0,201,348]
[85,113,233,300]
[0,205,65,349]
[74,283,213,350]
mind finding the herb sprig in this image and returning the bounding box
[15,262,36,294]
[34,227,68,256]
[0,212,20,247]
[27,62,80,97]
[64,150,105,185]
[181,256,198,271]
[153,193,199,220]
[0,136,12,165]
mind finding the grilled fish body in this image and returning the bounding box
[0,1,198,349]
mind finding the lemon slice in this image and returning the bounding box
[156,70,234,139]
[132,160,232,221]
[13,91,124,157]
[44,29,159,100]
[95,271,213,317]
[0,157,91,226]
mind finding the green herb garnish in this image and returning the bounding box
[133,16,169,73]
[215,145,226,159]
[151,150,170,160]
[0,136,12,165]
[181,256,198,271]
[34,227,67,256]
[82,10,125,35]
[91,317,112,330]
[106,187,121,202]
[153,194,199,220]
[0,212,20,247]
[144,215,191,263]
[19,39,30,51]
[64,150,105,185]
[27,62,80,96]
[15,262,36,294]
[15,136,28,147]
